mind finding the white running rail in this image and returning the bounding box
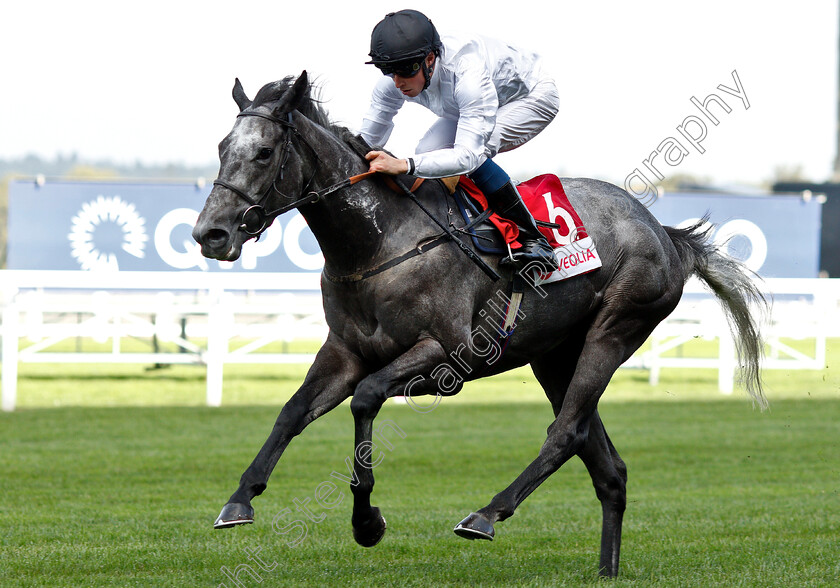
[1,270,325,411]
[1,271,838,411]
[624,277,840,392]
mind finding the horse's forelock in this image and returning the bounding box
[250,76,330,127]
[251,77,298,109]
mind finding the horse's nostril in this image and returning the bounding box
[205,228,230,248]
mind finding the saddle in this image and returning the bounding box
[451,175,573,251]
[451,174,602,284]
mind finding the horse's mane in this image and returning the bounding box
[252,76,371,159]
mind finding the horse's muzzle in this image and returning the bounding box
[192,220,241,261]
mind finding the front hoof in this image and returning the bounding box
[352,507,387,547]
[453,512,495,541]
[214,503,254,529]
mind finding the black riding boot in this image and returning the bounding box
[485,182,556,269]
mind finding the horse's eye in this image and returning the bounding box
[256,147,274,161]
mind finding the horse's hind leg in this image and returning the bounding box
[533,351,627,577]
[454,321,650,575]
[215,337,365,528]
[578,412,627,577]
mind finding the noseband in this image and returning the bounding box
[212,110,322,240]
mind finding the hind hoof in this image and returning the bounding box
[214,503,254,529]
[453,512,495,540]
[353,507,387,547]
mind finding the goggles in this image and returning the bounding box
[376,59,423,78]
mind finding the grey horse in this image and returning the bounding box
[192,72,765,578]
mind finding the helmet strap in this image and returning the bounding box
[421,57,435,91]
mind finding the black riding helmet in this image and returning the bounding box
[366,9,441,90]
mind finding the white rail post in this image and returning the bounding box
[205,284,227,407]
[648,333,662,386]
[813,283,829,369]
[718,329,736,394]
[2,297,20,412]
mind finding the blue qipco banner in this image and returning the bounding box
[645,191,822,278]
[7,181,822,278]
[7,180,323,272]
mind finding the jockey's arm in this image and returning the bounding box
[372,123,495,181]
[407,54,498,178]
[360,77,403,148]
[363,56,499,179]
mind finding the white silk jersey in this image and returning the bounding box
[360,34,555,179]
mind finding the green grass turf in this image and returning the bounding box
[0,341,838,586]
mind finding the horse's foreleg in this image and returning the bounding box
[215,338,365,528]
[348,338,448,547]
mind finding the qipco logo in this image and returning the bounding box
[68,196,148,271]
[154,209,324,271]
[677,217,768,272]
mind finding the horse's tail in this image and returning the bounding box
[664,219,768,409]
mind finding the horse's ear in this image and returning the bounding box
[290,71,309,106]
[275,71,309,115]
[232,78,252,111]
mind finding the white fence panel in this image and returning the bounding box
[624,277,840,391]
[2,271,838,411]
[1,270,326,411]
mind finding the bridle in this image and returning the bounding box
[212,109,374,240]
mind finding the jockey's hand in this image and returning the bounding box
[366,151,409,175]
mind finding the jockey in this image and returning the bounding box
[361,9,559,268]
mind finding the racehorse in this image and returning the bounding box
[192,72,766,578]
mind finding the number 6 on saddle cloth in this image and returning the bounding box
[454,174,602,285]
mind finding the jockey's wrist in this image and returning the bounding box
[406,158,415,175]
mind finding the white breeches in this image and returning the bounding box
[415,80,560,162]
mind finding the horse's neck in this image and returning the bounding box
[295,120,411,274]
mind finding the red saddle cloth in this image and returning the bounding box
[457,174,588,249]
